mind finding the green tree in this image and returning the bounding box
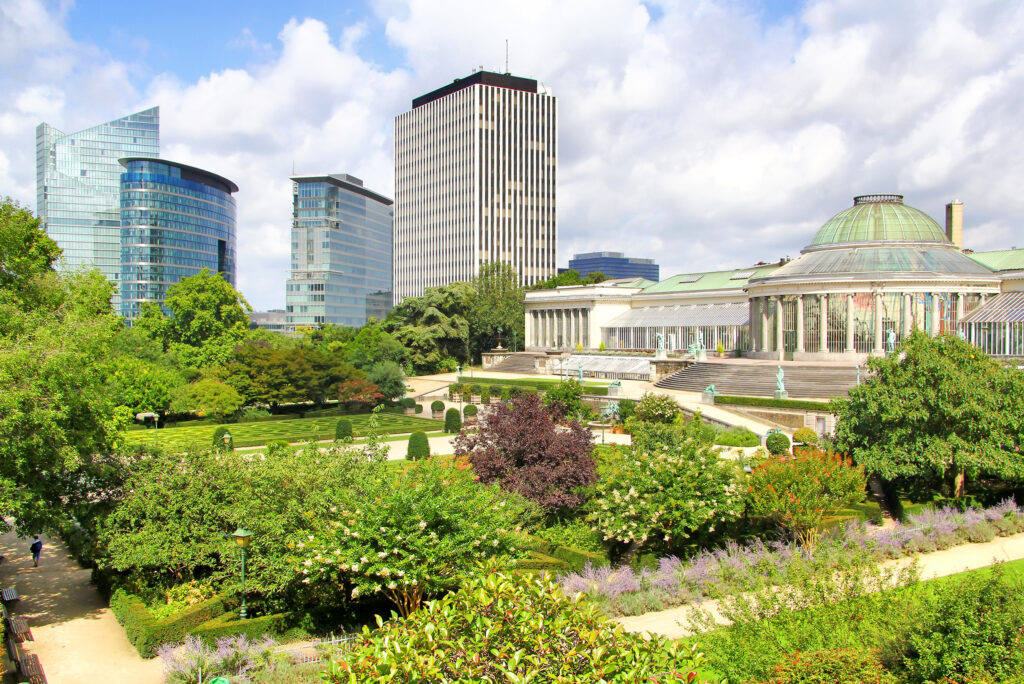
[832,331,1024,497]
[0,198,63,309]
[528,269,608,290]
[588,419,742,560]
[339,321,409,372]
[469,261,524,356]
[223,340,315,407]
[367,360,406,401]
[105,355,185,414]
[542,379,591,422]
[383,282,473,372]
[169,378,243,419]
[295,458,533,616]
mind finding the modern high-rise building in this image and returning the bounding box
[118,158,238,319]
[393,71,557,303]
[286,173,393,329]
[568,251,660,281]
[36,107,160,308]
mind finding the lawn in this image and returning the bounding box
[124,413,445,450]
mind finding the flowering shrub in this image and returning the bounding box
[587,418,742,559]
[292,458,534,617]
[160,634,277,683]
[745,449,866,547]
[562,499,1024,617]
[324,566,716,683]
[632,392,681,423]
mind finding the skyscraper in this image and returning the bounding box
[286,173,394,329]
[36,107,160,307]
[119,158,238,320]
[393,71,557,303]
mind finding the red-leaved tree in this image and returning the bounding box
[453,394,596,514]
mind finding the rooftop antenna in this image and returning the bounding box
[505,39,509,74]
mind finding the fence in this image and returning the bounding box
[272,633,359,665]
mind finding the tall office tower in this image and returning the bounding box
[568,251,660,282]
[36,107,160,308]
[393,71,557,303]
[286,173,394,329]
[119,158,238,320]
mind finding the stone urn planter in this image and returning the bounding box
[470,395,482,404]
[432,411,444,420]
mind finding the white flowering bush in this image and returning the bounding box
[588,419,742,559]
[293,457,535,616]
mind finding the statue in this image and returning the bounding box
[958,329,967,341]
[886,329,897,353]
[687,343,697,356]
[656,332,664,350]
[578,361,583,381]
[856,364,861,386]
[704,384,718,396]
[696,329,705,351]
[601,401,620,422]
[775,365,787,399]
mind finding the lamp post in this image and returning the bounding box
[223,431,232,452]
[231,527,252,619]
[136,412,159,448]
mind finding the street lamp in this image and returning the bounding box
[231,527,252,619]
[222,431,232,451]
[136,411,159,448]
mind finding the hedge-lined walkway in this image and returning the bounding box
[0,528,162,683]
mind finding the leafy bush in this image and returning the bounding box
[745,450,866,546]
[111,589,228,657]
[715,395,832,410]
[430,400,445,413]
[463,404,478,417]
[235,406,272,422]
[447,383,463,400]
[159,634,278,683]
[763,648,897,684]
[633,392,681,424]
[765,431,790,455]
[885,564,1024,683]
[542,379,591,421]
[406,431,429,460]
[480,386,491,403]
[793,427,819,445]
[454,393,596,515]
[413,403,423,414]
[499,386,511,401]
[324,567,713,683]
[469,384,482,396]
[335,419,353,440]
[714,427,760,447]
[617,398,636,422]
[537,517,605,553]
[444,408,461,433]
[212,426,233,451]
[399,397,416,409]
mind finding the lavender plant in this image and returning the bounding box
[160,634,277,683]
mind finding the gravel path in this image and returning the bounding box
[0,528,163,684]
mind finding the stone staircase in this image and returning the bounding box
[488,352,545,374]
[655,361,859,399]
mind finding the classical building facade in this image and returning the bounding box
[286,173,393,329]
[119,158,238,319]
[36,107,160,309]
[393,71,557,302]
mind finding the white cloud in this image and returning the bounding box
[3,0,1024,309]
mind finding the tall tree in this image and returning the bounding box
[832,331,1024,497]
[469,261,525,357]
[383,282,473,372]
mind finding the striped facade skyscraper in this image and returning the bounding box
[393,71,557,303]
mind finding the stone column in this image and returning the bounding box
[873,292,884,354]
[845,294,855,353]
[761,297,770,352]
[525,310,533,348]
[795,294,805,353]
[775,295,785,359]
[902,294,912,337]
[748,300,758,352]
[955,292,965,324]
[819,294,829,353]
[930,294,940,336]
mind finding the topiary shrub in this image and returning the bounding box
[480,386,491,404]
[444,408,462,433]
[400,397,416,410]
[335,418,353,440]
[500,386,511,401]
[324,567,710,683]
[764,648,897,684]
[714,427,760,447]
[448,383,463,400]
[430,400,445,413]
[793,427,819,445]
[617,399,636,422]
[765,431,791,455]
[407,431,429,460]
[463,404,478,418]
[414,404,423,414]
[469,384,482,398]
[211,426,233,452]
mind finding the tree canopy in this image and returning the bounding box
[383,282,473,372]
[528,269,607,290]
[469,261,525,356]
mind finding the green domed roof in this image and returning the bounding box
[809,195,948,248]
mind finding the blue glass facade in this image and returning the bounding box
[118,158,238,320]
[568,251,660,281]
[286,174,393,328]
[36,107,160,309]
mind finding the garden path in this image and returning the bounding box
[616,531,1024,639]
[0,527,163,683]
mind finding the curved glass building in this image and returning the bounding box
[119,158,238,319]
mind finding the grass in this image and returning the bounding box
[124,413,444,451]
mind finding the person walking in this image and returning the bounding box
[30,536,42,567]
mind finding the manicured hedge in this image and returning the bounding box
[714,395,832,411]
[111,590,227,657]
[189,610,291,644]
[525,535,608,572]
[457,376,611,396]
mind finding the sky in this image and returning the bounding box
[3,0,1024,311]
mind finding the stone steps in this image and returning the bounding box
[655,361,859,399]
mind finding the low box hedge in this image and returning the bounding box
[457,376,610,396]
[524,535,608,571]
[714,395,832,411]
[189,610,291,644]
[111,589,227,657]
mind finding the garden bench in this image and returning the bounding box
[6,614,33,642]
[1,586,19,604]
[9,638,48,684]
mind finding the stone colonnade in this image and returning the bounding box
[527,308,591,349]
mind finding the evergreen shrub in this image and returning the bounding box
[430,400,445,413]
[463,404,478,418]
[335,419,353,440]
[407,431,429,460]
[765,432,791,455]
[793,427,819,445]
[444,408,462,433]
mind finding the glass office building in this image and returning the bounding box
[119,158,238,320]
[568,251,660,281]
[36,107,160,308]
[286,173,393,328]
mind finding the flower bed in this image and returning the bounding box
[560,499,1024,617]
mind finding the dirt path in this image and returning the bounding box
[0,528,163,683]
[616,531,1024,639]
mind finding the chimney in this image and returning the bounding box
[945,200,963,248]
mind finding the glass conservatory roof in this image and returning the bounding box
[809,195,949,248]
[606,302,749,328]
[959,292,1024,324]
[756,245,995,280]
